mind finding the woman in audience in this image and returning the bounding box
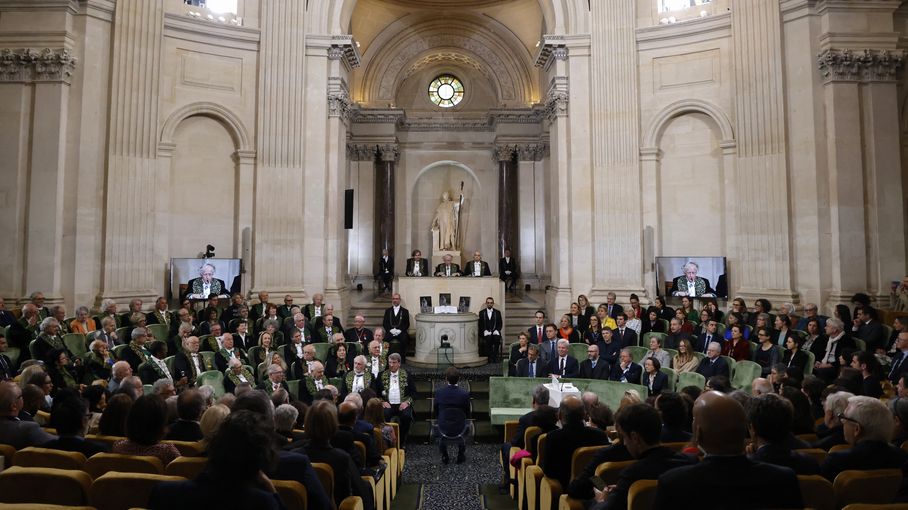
[568,302,588,335]
[834,304,852,328]
[802,317,827,358]
[673,308,695,334]
[782,336,809,375]
[625,306,642,335]
[780,385,815,435]
[679,296,698,322]
[85,339,116,384]
[261,319,284,347]
[752,313,772,341]
[70,306,97,335]
[723,324,751,362]
[723,312,747,340]
[148,410,284,510]
[83,384,108,434]
[704,299,724,323]
[577,295,595,322]
[750,299,773,327]
[619,388,643,409]
[583,315,604,347]
[326,343,351,378]
[643,358,668,397]
[112,394,180,464]
[47,348,84,395]
[364,397,396,449]
[198,309,225,337]
[643,335,671,369]
[673,339,698,373]
[595,305,618,331]
[24,368,54,411]
[508,333,529,376]
[753,328,780,377]
[557,314,580,343]
[251,331,276,369]
[127,312,148,339]
[694,309,713,337]
[641,308,664,335]
[199,403,231,452]
[98,392,133,436]
[653,296,674,321]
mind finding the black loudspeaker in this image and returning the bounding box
[344,189,354,229]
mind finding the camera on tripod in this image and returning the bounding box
[440,334,451,349]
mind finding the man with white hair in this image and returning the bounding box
[550,339,579,378]
[119,298,143,327]
[116,375,143,400]
[378,353,415,443]
[223,357,255,394]
[696,341,730,379]
[29,292,50,320]
[34,317,71,363]
[303,293,325,324]
[120,327,151,373]
[815,318,857,382]
[813,391,853,450]
[153,378,176,399]
[108,361,132,393]
[173,335,214,387]
[7,303,39,350]
[274,403,299,439]
[344,355,372,396]
[97,299,121,328]
[466,250,491,277]
[344,314,373,351]
[257,363,289,395]
[366,339,387,379]
[670,261,715,297]
[185,263,227,300]
[94,316,120,350]
[300,361,329,404]
[751,377,774,396]
[51,305,70,334]
[821,395,908,481]
[0,381,57,449]
[214,333,247,372]
[796,303,827,331]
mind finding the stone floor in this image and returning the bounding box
[400,443,509,510]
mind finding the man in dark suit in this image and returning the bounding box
[382,293,411,363]
[173,336,214,387]
[0,381,57,449]
[283,294,301,321]
[41,390,108,457]
[0,336,14,381]
[7,304,39,351]
[603,292,623,319]
[375,249,394,294]
[333,401,381,468]
[499,248,518,293]
[655,391,803,509]
[0,297,15,328]
[184,263,228,300]
[591,403,695,510]
[434,367,471,463]
[748,393,820,475]
[665,318,691,350]
[165,389,205,442]
[888,332,908,384]
[550,339,580,378]
[146,296,173,330]
[465,251,492,277]
[478,297,503,363]
[500,384,556,489]
[695,319,720,354]
[815,318,857,382]
[696,341,730,379]
[579,344,610,380]
[528,310,547,344]
[614,313,637,349]
[434,254,461,277]
[344,315,373,351]
[851,306,887,353]
[542,396,610,489]
[248,291,270,323]
[257,363,291,395]
[609,348,642,384]
[405,249,430,277]
[821,395,908,482]
[515,345,549,378]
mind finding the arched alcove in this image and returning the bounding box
[410,161,483,261]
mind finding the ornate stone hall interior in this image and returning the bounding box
[0,0,906,320]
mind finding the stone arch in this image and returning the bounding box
[159,101,252,153]
[641,99,736,153]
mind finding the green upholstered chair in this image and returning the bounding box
[147,323,169,342]
[677,371,706,390]
[197,370,226,398]
[731,360,761,393]
[641,332,667,348]
[63,333,87,357]
[660,367,677,392]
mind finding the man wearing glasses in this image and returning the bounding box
[0,381,57,449]
[579,344,609,380]
[822,395,908,481]
[796,303,827,331]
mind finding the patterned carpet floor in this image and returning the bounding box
[400,443,511,510]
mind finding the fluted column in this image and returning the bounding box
[495,145,518,258]
[101,0,164,305]
[731,0,797,303]
[588,1,646,304]
[374,144,397,269]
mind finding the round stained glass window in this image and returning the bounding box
[428,75,464,108]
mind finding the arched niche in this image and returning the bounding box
[410,161,483,262]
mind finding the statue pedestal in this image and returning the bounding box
[430,230,462,268]
[410,312,485,368]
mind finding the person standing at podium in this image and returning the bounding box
[479,297,503,363]
[405,249,429,277]
[435,254,461,277]
[383,293,411,364]
[466,251,491,277]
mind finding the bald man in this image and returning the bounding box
[654,391,802,509]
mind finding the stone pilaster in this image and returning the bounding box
[588,0,646,306]
[100,0,163,307]
[374,144,398,273]
[731,0,798,304]
[494,145,518,259]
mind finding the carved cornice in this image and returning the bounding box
[378,144,399,162]
[0,47,76,83]
[535,35,568,70]
[818,48,905,83]
[327,35,361,70]
[350,108,546,131]
[346,143,377,161]
[327,91,353,120]
[398,117,492,132]
[494,143,548,162]
[493,145,515,162]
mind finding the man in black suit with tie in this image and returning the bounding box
[550,339,580,378]
[478,297,503,363]
[579,344,610,380]
[851,306,887,353]
[614,313,637,349]
[405,249,429,277]
[696,341,730,379]
[528,311,547,344]
[0,335,14,381]
[654,391,803,509]
[515,345,549,378]
[609,348,642,384]
[375,249,394,295]
[433,367,472,463]
[604,292,623,319]
[888,332,908,385]
[382,293,411,363]
[696,319,720,354]
[499,249,518,293]
[465,251,492,277]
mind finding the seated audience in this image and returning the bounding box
[642,335,671,369]
[579,344,610,380]
[782,335,809,375]
[747,393,819,475]
[541,396,609,490]
[723,324,750,362]
[812,391,853,450]
[0,381,57,448]
[43,388,108,456]
[47,348,83,395]
[433,367,471,464]
[85,339,116,383]
[274,403,299,441]
[98,392,133,436]
[672,339,699,373]
[550,339,579,378]
[112,394,181,465]
[165,389,206,441]
[500,385,556,489]
[780,386,816,435]
[199,403,230,451]
[753,328,780,377]
[609,348,642,384]
[696,342,730,379]
[655,392,692,443]
[821,395,908,481]
[642,358,668,397]
[70,306,98,335]
[850,350,884,398]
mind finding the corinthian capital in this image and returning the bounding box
[818,49,905,83]
[0,48,76,83]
